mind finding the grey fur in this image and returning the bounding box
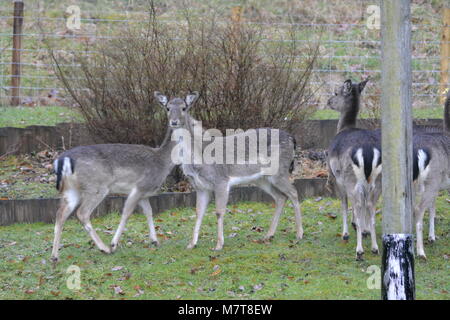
[50,110,177,262]
[412,91,450,259]
[154,91,302,250]
[327,78,382,260]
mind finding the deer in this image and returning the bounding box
[326,78,382,260]
[50,100,180,262]
[154,91,303,251]
[411,90,450,259]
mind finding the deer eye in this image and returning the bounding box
[182,107,186,111]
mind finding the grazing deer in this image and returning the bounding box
[412,91,450,259]
[154,91,302,251]
[327,78,382,260]
[51,105,179,262]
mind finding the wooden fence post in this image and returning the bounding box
[380,0,415,300]
[11,0,24,106]
[440,8,450,105]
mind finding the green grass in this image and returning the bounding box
[0,106,83,128]
[0,105,443,129]
[0,155,58,200]
[0,195,448,300]
[310,107,445,120]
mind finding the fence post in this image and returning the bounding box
[11,0,24,106]
[440,8,450,105]
[380,0,415,300]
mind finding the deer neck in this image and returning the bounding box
[174,114,205,165]
[153,127,176,170]
[337,96,360,133]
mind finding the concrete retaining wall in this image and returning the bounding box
[0,119,443,155]
[0,178,333,226]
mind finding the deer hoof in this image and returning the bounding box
[186,243,196,250]
[110,243,118,253]
[356,252,364,261]
[418,254,427,261]
[371,248,379,255]
[102,246,112,254]
[151,240,160,247]
[342,234,349,241]
[428,237,435,244]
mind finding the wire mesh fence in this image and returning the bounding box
[0,0,449,112]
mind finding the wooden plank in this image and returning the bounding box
[10,1,24,106]
[0,179,331,226]
[380,0,415,300]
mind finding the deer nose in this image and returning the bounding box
[170,120,180,127]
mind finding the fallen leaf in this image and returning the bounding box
[251,226,264,233]
[210,266,222,277]
[111,285,125,295]
[253,283,264,291]
[327,212,337,219]
[111,266,124,271]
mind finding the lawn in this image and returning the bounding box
[0,195,448,300]
[310,107,445,120]
[0,106,83,128]
[0,105,444,129]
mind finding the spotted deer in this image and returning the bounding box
[154,91,303,251]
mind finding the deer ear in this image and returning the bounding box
[343,79,352,95]
[154,91,168,107]
[358,77,370,93]
[185,91,199,110]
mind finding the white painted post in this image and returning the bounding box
[380,0,415,300]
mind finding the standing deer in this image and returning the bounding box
[50,102,180,262]
[154,91,303,251]
[327,78,382,260]
[411,91,450,259]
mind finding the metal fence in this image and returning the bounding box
[0,0,449,111]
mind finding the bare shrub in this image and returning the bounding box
[51,6,319,147]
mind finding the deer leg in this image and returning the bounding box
[351,195,364,260]
[76,189,110,254]
[428,200,436,243]
[369,185,381,254]
[258,181,287,240]
[340,194,349,240]
[51,194,79,262]
[271,178,303,240]
[213,185,229,251]
[369,206,379,255]
[111,189,142,252]
[187,190,211,249]
[415,206,426,259]
[414,189,438,260]
[354,212,364,261]
[139,198,159,247]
